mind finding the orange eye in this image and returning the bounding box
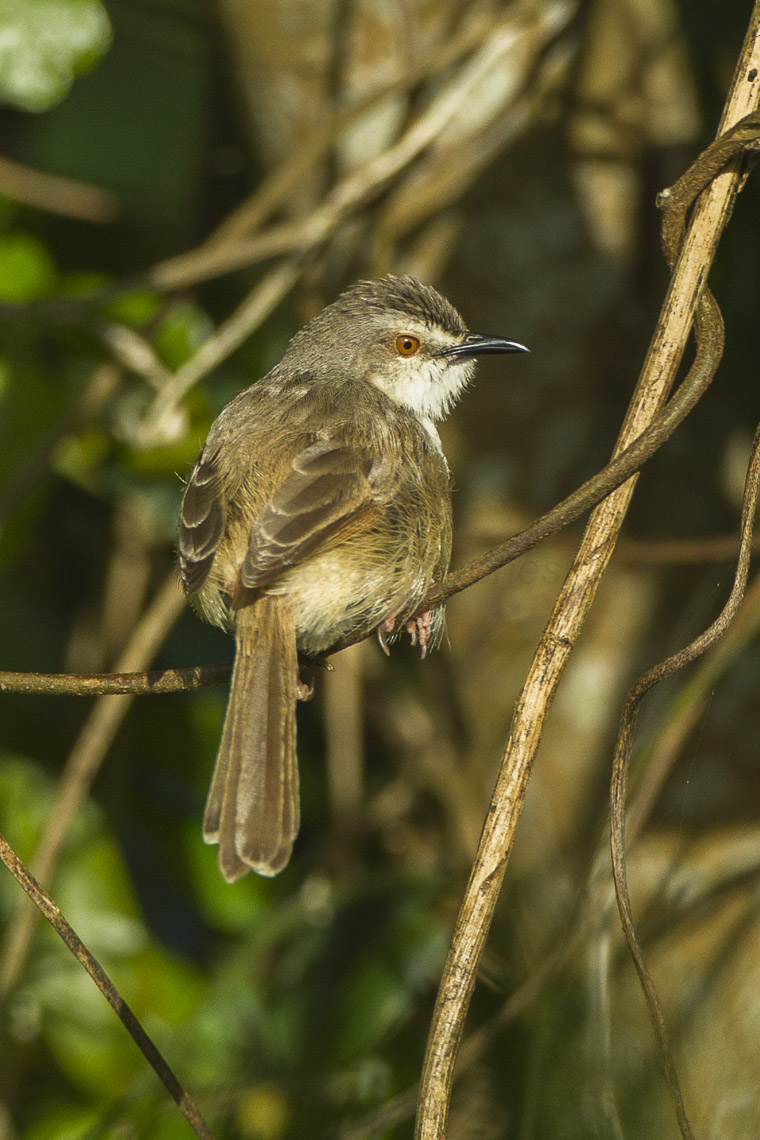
[395,334,421,357]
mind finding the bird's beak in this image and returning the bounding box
[437,333,529,359]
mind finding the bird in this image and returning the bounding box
[178,275,527,881]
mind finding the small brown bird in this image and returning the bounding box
[178,275,526,880]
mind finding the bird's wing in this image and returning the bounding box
[177,446,226,594]
[240,437,384,591]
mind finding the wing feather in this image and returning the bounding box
[241,438,383,590]
[178,449,226,593]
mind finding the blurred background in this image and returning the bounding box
[1,1,760,1137]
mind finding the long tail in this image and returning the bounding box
[203,596,299,880]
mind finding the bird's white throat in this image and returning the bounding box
[371,356,475,422]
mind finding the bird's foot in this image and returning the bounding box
[295,654,332,700]
[377,617,395,656]
[296,677,314,701]
[405,610,433,659]
[377,610,433,659]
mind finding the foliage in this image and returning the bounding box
[0,0,112,113]
[1,1,760,1138]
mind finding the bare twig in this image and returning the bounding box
[0,6,566,328]
[129,18,556,445]
[176,7,504,254]
[626,567,760,846]
[414,6,760,1137]
[0,154,119,223]
[93,319,173,391]
[150,11,568,289]
[609,429,760,1139]
[465,527,760,566]
[0,663,229,697]
[134,257,304,446]
[0,833,216,1140]
[336,927,574,1140]
[342,522,760,1140]
[0,572,185,997]
[613,523,760,1125]
[1,339,756,700]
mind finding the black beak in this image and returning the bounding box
[436,333,529,359]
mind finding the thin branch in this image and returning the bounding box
[0,663,229,697]
[92,319,173,391]
[169,8,502,254]
[0,154,119,223]
[1,331,756,699]
[0,6,565,328]
[465,528,760,566]
[417,322,726,611]
[609,422,760,1136]
[0,572,185,997]
[0,370,730,699]
[0,832,216,1140]
[150,11,568,291]
[343,530,760,1140]
[626,567,760,846]
[414,6,760,1137]
[336,924,575,1140]
[134,257,304,447]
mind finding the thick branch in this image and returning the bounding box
[414,7,760,1138]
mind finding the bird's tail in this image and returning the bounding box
[203,595,299,880]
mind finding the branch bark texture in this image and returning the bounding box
[414,6,760,1136]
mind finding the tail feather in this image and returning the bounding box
[203,596,299,880]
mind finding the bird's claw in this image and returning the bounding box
[376,610,433,659]
[377,618,394,657]
[296,676,315,701]
[405,610,433,659]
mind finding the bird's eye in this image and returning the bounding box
[395,334,421,357]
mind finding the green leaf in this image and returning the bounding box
[0,0,112,113]
[335,958,407,1061]
[154,302,215,369]
[0,232,58,301]
[52,427,110,489]
[21,1104,102,1140]
[235,1083,292,1140]
[103,289,164,328]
